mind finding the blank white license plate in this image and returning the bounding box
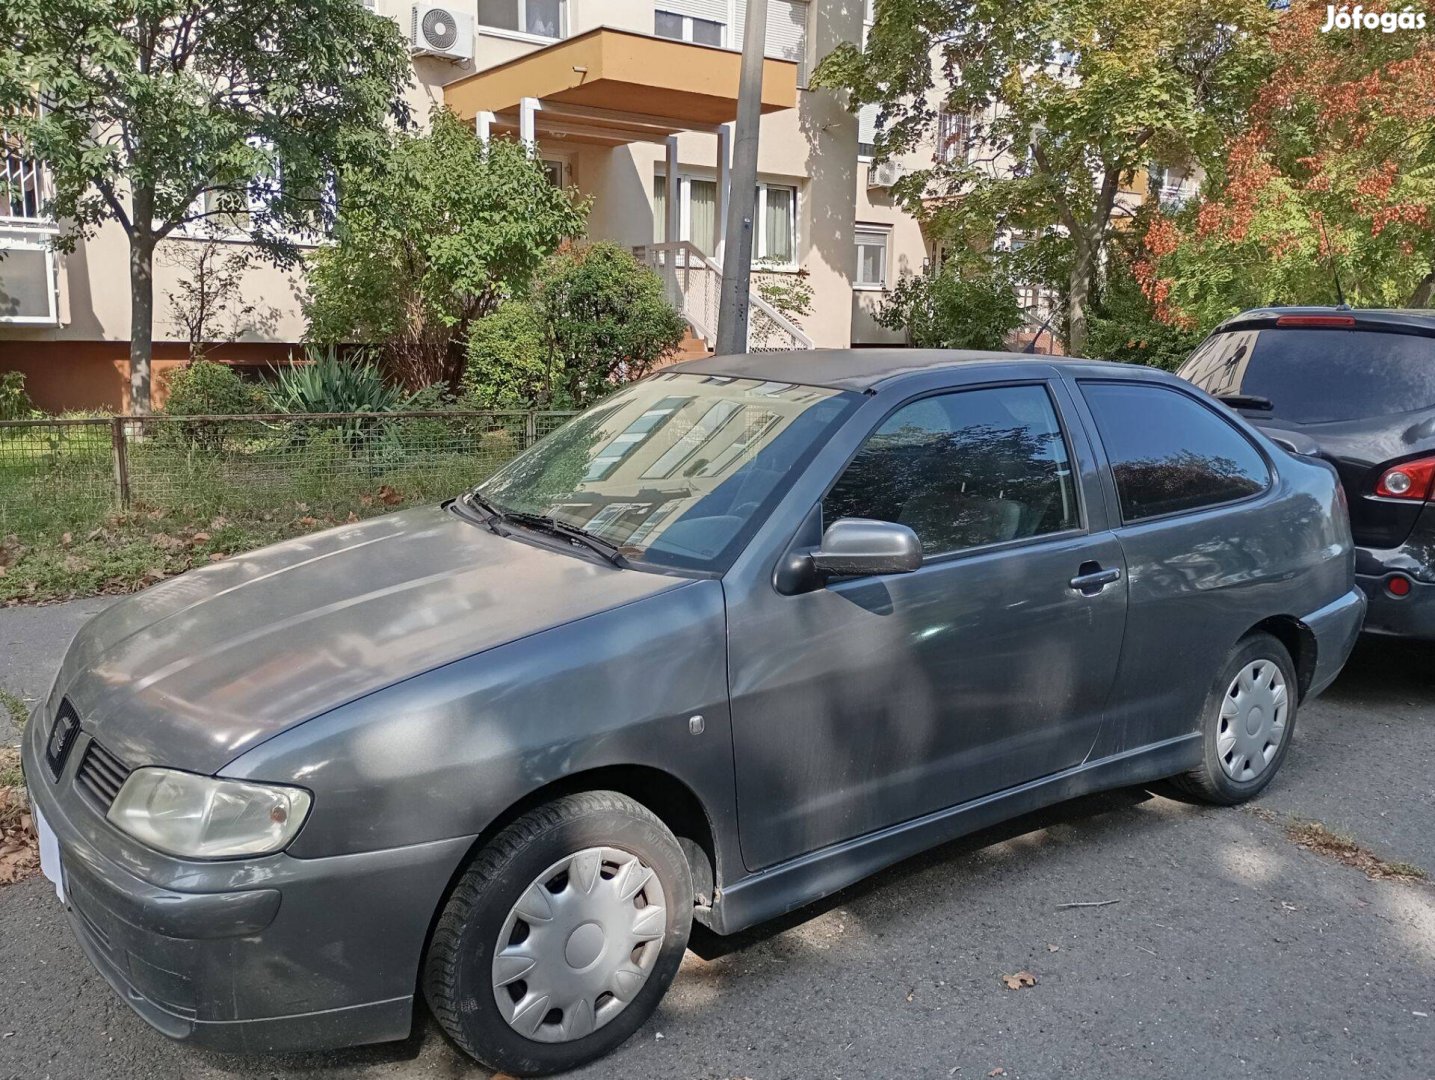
[31,802,65,903]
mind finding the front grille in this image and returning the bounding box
[75,739,131,811]
[45,699,81,780]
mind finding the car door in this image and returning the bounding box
[725,380,1130,872]
[1070,379,1283,760]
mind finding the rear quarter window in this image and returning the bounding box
[1080,382,1271,522]
[1178,328,1435,423]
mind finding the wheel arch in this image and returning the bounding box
[1247,614,1317,697]
[415,764,720,995]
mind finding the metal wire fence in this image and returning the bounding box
[0,410,578,533]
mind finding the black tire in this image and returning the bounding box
[423,791,693,1076]
[1173,631,1299,805]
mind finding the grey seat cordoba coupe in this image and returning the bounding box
[25,350,1364,1075]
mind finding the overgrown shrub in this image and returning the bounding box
[1086,253,1204,371]
[0,372,38,420]
[464,302,549,408]
[162,360,263,416]
[464,243,685,410]
[876,264,1024,350]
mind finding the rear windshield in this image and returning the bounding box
[1177,328,1435,424]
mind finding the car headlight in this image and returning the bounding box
[107,768,312,859]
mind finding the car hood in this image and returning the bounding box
[55,506,692,775]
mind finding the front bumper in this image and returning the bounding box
[1302,587,1367,699]
[22,712,475,1055]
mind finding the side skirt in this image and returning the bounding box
[702,733,1201,936]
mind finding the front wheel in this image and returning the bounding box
[423,791,693,1076]
[1173,631,1298,805]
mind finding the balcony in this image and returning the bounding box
[443,26,797,145]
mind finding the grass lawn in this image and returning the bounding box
[0,415,533,604]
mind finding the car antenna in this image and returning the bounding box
[1317,217,1351,310]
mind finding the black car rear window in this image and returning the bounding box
[1177,328,1435,424]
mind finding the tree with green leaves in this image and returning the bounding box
[307,109,590,392]
[1138,1,1435,329]
[0,0,412,413]
[814,0,1274,355]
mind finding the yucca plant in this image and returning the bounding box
[271,347,413,455]
[269,347,408,415]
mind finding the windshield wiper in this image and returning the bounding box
[499,510,629,569]
[1217,393,1274,411]
[460,491,510,535]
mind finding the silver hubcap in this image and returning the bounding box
[1218,659,1289,782]
[491,846,667,1043]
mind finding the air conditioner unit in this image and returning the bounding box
[867,160,905,189]
[410,3,474,61]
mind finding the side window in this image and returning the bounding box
[1080,382,1270,522]
[824,385,1080,557]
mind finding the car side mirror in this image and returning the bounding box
[811,518,923,578]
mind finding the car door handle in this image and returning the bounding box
[1069,566,1122,594]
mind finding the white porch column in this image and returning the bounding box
[715,124,732,263]
[519,97,541,153]
[664,135,681,301]
[475,111,496,145]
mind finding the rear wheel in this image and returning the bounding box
[424,791,693,1076]
[1173,632,1298,805]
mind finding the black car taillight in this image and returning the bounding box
[45,698,81,780]
[1374,457,1435,501]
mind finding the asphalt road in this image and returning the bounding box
[2,601,1433,1080]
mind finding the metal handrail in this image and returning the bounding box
[633,241,813,352]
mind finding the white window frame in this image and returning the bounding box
[655,10,727,46]
[0,229,60,325]
[755,181,799,269]
[854,225,889,290]
[476,0,566,44]
[654,173,798,267]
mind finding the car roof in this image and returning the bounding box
[669,349,1150,392]
[1214,306,1435,336]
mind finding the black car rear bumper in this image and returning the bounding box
[1356,539,1435,639]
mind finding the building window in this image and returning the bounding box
[758,183,797,265]
[478,0,563,39]
[654,176,795,264]
[854,227,889,289]
[936,109,970,165]
[655,10,725,45]
[653,175,721,254]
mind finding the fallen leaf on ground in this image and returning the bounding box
[378,485,402,506]
[59,532,72,547]
[298,516,319,527]
[989,1069,1005,1077]
[190,532,210,544]
[1001,971,1037,990]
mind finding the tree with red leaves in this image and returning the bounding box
[1142,0,1435,330]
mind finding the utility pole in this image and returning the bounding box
[716,0,769,356]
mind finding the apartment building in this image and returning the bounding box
[0,0,997,412]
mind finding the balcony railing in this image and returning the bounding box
[633,241,813,354]
[2,126,52,227]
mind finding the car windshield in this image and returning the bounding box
[474,373,856,573]
[1178,327,1435,424]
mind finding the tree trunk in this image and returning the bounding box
[1068,232,1094,358]
[128,229,157,415]
[1409,269,1435,308]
